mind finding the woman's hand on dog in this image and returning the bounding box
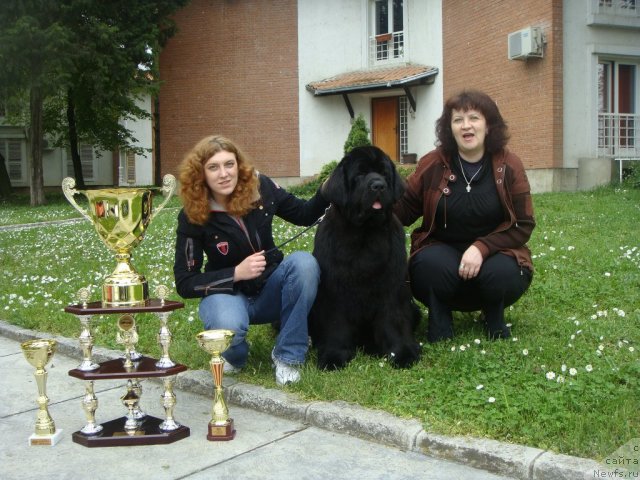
[234,251,267,281]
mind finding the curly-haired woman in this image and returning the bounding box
[394,90,536,342]
[174,135,328,385]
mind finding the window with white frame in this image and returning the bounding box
[0,138,26,183]
[66,144,95,180]
[399,96,408,155]
[597,60,638,156]
[370,0,404,64]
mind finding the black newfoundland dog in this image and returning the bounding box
[309,146,421,370]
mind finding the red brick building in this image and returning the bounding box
[158,0,300,180]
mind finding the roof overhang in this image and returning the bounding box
[305,64,438,118]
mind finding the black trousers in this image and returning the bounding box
[409,243,532,342]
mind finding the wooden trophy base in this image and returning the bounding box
[207,419,236,441]
[72,415,190,447]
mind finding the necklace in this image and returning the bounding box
[458,156,483,193]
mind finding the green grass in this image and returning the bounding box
[0,184,638,460]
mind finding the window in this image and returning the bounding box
[0,138,26,182]
[399,96,408,156]
[67,144,95,180]
[126,150,136,184]
[598,61,638,155]
[371,0,404,63]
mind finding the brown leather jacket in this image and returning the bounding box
[394,147,535,272]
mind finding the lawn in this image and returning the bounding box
[0,184,638,460]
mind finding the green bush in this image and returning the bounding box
[344,113,372,155]
[622,162,640,189]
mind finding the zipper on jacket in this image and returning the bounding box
[194,277,234,295]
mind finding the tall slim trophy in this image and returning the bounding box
[62,174,176,307]
[196,330,236,441]
[21,339,63,446]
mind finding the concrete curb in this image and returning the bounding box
[0,320,600,480]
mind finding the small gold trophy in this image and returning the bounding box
[196,330,236,441]
[62,174,176,307]
[116,314,139,370]
[21,339,63,446]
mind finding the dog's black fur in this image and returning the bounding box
[309,146,421,370]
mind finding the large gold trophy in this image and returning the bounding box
[196,330,236,441]
[21,339,63,446]
[62,174,176,307]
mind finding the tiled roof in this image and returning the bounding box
[306,64,438,95]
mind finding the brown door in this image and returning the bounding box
[372,97,399,161]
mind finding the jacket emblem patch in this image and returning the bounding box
[216,242,229,255]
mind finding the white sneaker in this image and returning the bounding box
[271,350,300,386]
[223,361,241,375]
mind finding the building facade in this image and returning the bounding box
[0,93,153,189]
[3,1,638,192]
[157,0,639,192]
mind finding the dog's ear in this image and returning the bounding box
[322,160,348,207]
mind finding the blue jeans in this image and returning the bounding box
[199,251,320,367]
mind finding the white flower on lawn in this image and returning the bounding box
[522,349,528,356]
[546,371,556,380]
[474,339,481,345]
[598,344,605,351]
[629,347,635,353]
[561,364,567,372]
[585,364,593,372]
[604,272,611,277]
[487,397,496,403]
[557,375,565,383]
[476,385,484,390]
[569,368,577,376]
[459,345,466,351]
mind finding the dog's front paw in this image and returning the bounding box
[317,348,356,371]
[389,342,421,369]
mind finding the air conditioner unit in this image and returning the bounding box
[508,27,543,61]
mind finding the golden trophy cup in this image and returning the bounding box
[196,330,236,441]
[62,174,176,307]
[21,339,63,446]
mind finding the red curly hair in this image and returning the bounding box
[178,135,259,225]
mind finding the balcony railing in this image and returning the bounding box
[597,113,640,158]
[589,0,640,28]
[596,0,638,16]
[369,30,404,65]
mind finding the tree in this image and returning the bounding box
[0,151,12,199]
[0,2,75,205]
[0,0,188,203]
[46,1,188,189]
[344,113,372,155]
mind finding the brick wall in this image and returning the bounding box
[159,0,299,179]
[442,1,563,170]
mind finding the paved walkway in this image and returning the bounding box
[0,321,600,480]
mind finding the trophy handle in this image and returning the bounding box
[62,177,92,223]
[150,174,177,222]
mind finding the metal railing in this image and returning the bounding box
[598,113,639,158]
[369,30,404,65]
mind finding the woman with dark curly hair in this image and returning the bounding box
[394,90,535,342]
[173,135,329,386]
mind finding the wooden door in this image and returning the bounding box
[372,97,399,161]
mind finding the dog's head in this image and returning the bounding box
[323,146,405,226]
